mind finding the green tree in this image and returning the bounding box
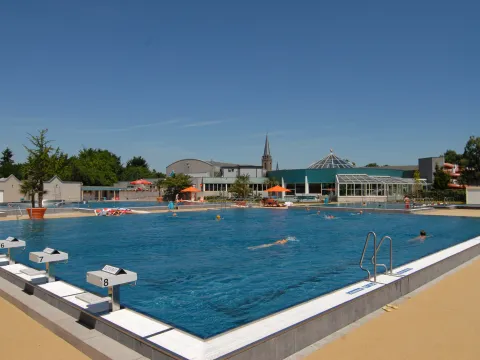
[48,151,73,181]
[432,165,451,190]
[71,148,122,186]
[444,149,462,164]
[23,129,58,208]
[161,173,192,201]
[458,136,480,186]
[126,156,148,168]
[19,178,39,208]
[0,147,15,177]
[365,163,379,167]
[122,166,153,181]
[413,170,422,196]
[264,177,279,189]
[229,175,252,198]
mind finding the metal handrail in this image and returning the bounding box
[371,236,393,275]
[359,231,376,281]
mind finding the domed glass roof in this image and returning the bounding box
[308,150,355,169]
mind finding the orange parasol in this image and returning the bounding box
[130,179,152,185]
[180,186,201,193]
[266,185,291,192]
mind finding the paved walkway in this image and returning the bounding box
[0,296,90,360]
[304,257,480,360]
[417,208,480,217]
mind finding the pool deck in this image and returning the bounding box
[415,208,480,217]
[0,295,90,360]
[297,256,480,360]
[0,206,220,221]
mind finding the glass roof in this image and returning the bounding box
[308,151,354,169]
[336,174,426,184]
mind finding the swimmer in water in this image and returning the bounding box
[172,212,177,217]
[216,214,222,221]
[324,215,335,219]
[306,207,310,211]
[409,230,430,242]
[248,236,296,250]
[317,210,321,215]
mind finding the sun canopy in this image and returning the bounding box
[181,186,201,193]
[130,179,152,185]
[266,185,291,192]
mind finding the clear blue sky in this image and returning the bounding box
[1,0,478,172]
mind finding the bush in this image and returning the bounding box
[417,189,466,203]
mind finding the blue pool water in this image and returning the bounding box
[0,209,479,338]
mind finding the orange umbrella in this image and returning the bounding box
[130,179,152,185]
[266,185,291,192]
[181,186,201,193]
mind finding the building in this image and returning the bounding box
[0,175,83,204]
[165,136,273,197]
[43,176,83,202]
[419,156,444,184]
[268,150,426,203]
[0,175,22,203]
[466,187,480,205]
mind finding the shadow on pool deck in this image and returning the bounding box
[293,256,480,360]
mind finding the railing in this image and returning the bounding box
[360,232,393,282]
[359,231,376,281]
[371,235,393,275]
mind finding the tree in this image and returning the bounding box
[23,129,58,208]
[365,163,379,167]
[412,170,422,196]
[126,156,148,168]
[229,175,252,198]
[432,165,451,190]
[19,178,39,208]
[444,149,462,164]
[0,147,15,177]
[161,173,192,201]
[71,148,122,186]
[264,177,279,189]
[458,136,480,186]
[122,166,153,181]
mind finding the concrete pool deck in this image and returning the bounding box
[0,296,90,360]
[0,206,223,221]
[416,208,480,217]
[298,256,480,360]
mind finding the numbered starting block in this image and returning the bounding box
[0,237,26,265]
[86,265,137,311]
[29,248,68,282]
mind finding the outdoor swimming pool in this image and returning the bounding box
[1,209,479,338]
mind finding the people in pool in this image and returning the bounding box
[410,230,430,242]
[324,214,335,219]
[216,214,222,220]
[248,236,296,250]
[317,210,321,215]
[172,212,177,217]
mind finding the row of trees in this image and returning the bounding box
[0,132,165,186]
[442,136,480,186]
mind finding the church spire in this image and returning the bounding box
[276,162,279,171]
[263,134,270,156]
[261,133,272,172]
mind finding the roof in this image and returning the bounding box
[0,174,21,182]
[263,135,271,157]
[46,175,83,184]
[377,165,418,171]
[336,174,426,185]
[308,150,355,169]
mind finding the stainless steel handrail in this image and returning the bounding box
[371,235,393,275]
[359,231,376,281]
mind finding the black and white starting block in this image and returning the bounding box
[0,237,26,265]
[86,265,137,311]
[29,248,68,282]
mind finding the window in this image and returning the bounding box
[339,184,346,196]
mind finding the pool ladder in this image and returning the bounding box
[359,231,393,282]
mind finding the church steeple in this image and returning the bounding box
[262,134,272,172]
[276,162,279,171]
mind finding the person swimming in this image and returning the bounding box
[324,214,335,219]
[248,236,296,250]
[216,214,222,221]
[172,212,177,217]
[317,210,321,215]
[409,230,431,242]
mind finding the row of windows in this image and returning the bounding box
[204,183,269,191]
[338,183,421,197]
